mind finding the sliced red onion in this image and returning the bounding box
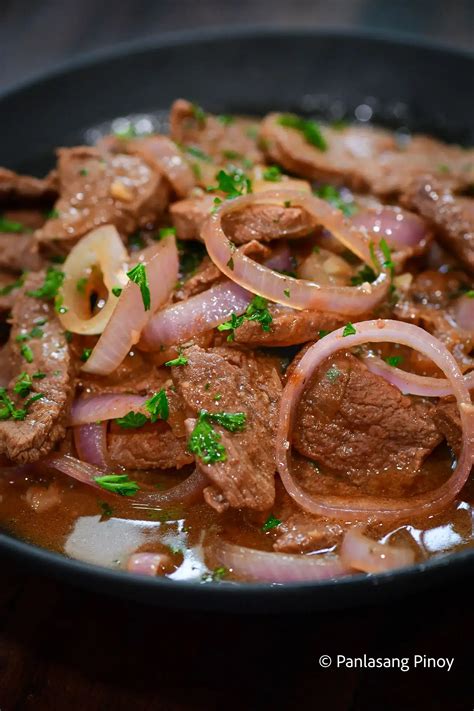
[127,552,172,576]
[73,423,108,467]
[340,528,415,573]
[201,190,390,315]
[351,205,429,249]
[71,394,147,426]
[141,280,252,349]
[43,454,207,506]
[209,542,351,582]
[132,135,195,198]
[82,235,178,376]
[276,319,474,522]
[453,294,474,333]
[362,354,474,397]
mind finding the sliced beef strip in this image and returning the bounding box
[0,272,24,312]
[261,114,474,196]
[174,256,221,301]
[293,352,442,477]
[35,147,170,245]
[171,346,282,511]
[432,400,462,457]
[170,194,314,244]
[401,175,474,274]
[0,167,58,205]
[233,304,348,347]
[170,99,263,165]
[0,233,42,272]
[0,272,75,463]
[274,514,344,553]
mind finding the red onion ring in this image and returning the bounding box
[43,454,207,506]
[340,528,415,573]
[73,423,108,467]
[127,552,172,576]
[351,205,429,250]
[132,135,195,198]
[362,354,474,397]
[71,394,147,426]
[208,542,351,582]
[201,190,390,315]
[82,235,178,376]
[276,319,474,522]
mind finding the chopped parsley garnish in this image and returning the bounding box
[218,295,272,341]
[26,267,65,301]
[217,114,234,126]
[438,164,450,174]
[13,372,33,397]
[262,514,281,532]
[227,256,234,270]
[278,113,327,151]
[326,366,341,382]
[184,145,212,162]
[76,277,88,294]
[46,208,60,220]
[111,286,122,297]
[318,329,331,338]
[54,295,68,314]
[351,264,377,286]
[202,566,228,582]
[79,168,89,176]
[208,168,252,199]
[380,238,394,275]
[165,354,188,367]
[145,389,169,422]
[207,411,247,432]
[0,216,28,233]
[342,323,356,337]
[0,276,24,297]
[191,103,206,126]
[314,184,356,217]
[177,240,206,277]
[113,123,138,139]
[98,501,114,519]
[116,411,149,429]
[128,231,145,250]
[94,474,140,497]
[0,387,43,421]
[15,325,43,343]
[20,345,33,363]
[158,226,177,239]
[262,165,282,182]
[188,411,227,464]
[80,348,92,362]
[222,149,242,160]
[64,330,73,343]
[127,263,150,311]
[465,290,474,298]
[385,355,403,367]
[33,371,46,379]
[284,288,290,298]
[284,200,292,208]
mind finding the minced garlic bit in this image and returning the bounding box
[110,180,134,202]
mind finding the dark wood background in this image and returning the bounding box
[0,1,473,708]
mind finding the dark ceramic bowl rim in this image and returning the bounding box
[0,25,472,611]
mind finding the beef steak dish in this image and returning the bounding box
[0,99,473,584]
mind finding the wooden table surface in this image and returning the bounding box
[0,1,473,708]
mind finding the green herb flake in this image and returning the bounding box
[351,264,377,286]
[0,387,42,421]
[262,165,282,182]
[94,473,140,497]
[79,168,89,176]
[342,323,356,337]
[76,276,88,294]
[202,565,228,583]
[64,330,73,343]
[207,411,247,432]
[262,514,281,532]
[80,347,92,362]
[314,184,357,217]
[226,256,234,270]
[278,113,327,151]
[218,295,272,341]
[145,389,169,422]
[0,276,24,297]
[318,329,331,339]
[438,164,450,174]
[284,288,290,298]
[326,366,341,383]
[165,354,188,367]
[111,286,122,297]
[128,231,145,250]
[284,200,292,208]
[46,208,60,220]
[33,371,46,380]
[26,267,65,301]
[191,103,206,127]
[127,263,150,311]
[188,411,227,464]
[0,216,27,233]
[184,145,212,162]
[465,290,474,298]
[116,411,149,429]
[20,345,34,363]
[217,114,234,126]
[385,355,403,367]
[208,168,252,199]
[158,226,177,239]
[13,372,33,397]
[379,238,394,275]
[98,501,114,519]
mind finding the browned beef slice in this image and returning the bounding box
[170,99,263,164]
[170,194,314,244]
[0,233,42,272]
[171,346,282,511]
[274,514,344,553]
[0,272,23,312]
[0,167,58,204]
[0,272,74,463]
[261,114,474,196]
[433,400,462,456]
[401,175,474,274]
[234,305,347,347]
[174,256,221,301]
[36,147,169,244]
[293,352,442,475]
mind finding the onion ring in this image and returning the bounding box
[73,423,108,467]
[276,319,474,522]
[82,235,178,375]
[132,135,195,198]
[201,190,390,315]
[340,528,415,573]
[58,224,129,335]
[362,353,474,397]
[70,394,148,426]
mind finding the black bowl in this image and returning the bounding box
[1,27,473,612]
